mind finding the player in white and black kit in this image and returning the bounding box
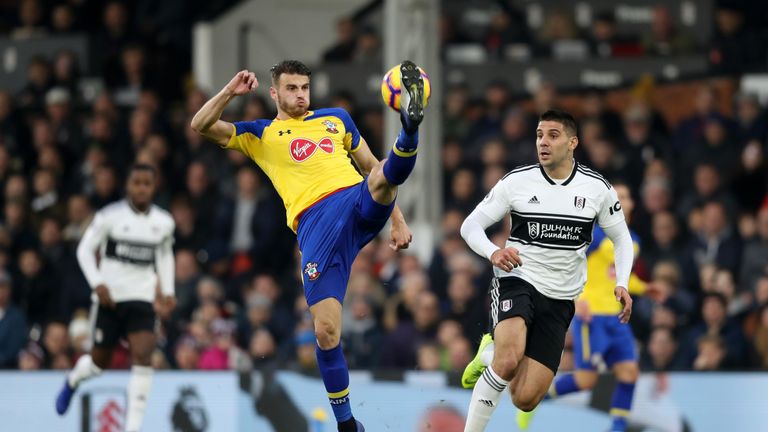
[459,110,635,431]
[56,164,176,432]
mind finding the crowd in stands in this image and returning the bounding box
[0,0,766,377]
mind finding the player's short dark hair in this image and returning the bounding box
[539,109,578,137]
[270,60,311,84]
[129,163,157,177]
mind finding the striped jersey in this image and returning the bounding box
[76,200,176,303]
[473,161,624,300]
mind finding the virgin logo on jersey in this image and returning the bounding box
[289,137,334,162]
[527,222,584,241]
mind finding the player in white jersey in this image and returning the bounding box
[56,164,176,432]
[459,110,635,431]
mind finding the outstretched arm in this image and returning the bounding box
[190,70,258,146]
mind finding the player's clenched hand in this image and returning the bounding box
[615,286,633,324]
[95,284,115,309]
[155,295,176,320]
[225,70,258,96]
[389,222,413,250]
[490,247,522,273]
[575,299,592,323]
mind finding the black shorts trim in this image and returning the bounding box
[489,277,575,373]
[92,301,156,348]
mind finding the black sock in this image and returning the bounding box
[338,417,357,432]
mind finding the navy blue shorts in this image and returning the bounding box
[296,179,394,306]
[572,315,637,370]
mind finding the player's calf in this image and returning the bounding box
[382,60,426,186]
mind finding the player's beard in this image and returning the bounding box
[277,95,308,118]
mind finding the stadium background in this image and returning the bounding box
[0,0,766,431]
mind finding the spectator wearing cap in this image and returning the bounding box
[620,103,672,192]
[0,270,27,368]
[681,292,746,368]
[45,87,84,160]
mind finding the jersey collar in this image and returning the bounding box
[127,199,151,215]
[539,160,578,186]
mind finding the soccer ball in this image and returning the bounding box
[380,63,431,112]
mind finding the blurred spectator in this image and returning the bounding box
[588,11,641,57]
[684,200,742,278]
[731,140,767,212]
[446,168,480,214]
[482,8,530,59]
[444,272,485,343]
[12,0,47,40]
[18,56,52,112]
[416,342,441,371]
[248,328,277,367]
[174,336,200,370]
[211,166,287,276]
[0,270,26,368]
[708,2,766,74]
[682,116,740,187]
[353,27,380,63]
[51,4,78,34]
[673,85,731,155]
[39,217,88,317]
[323,17,357,62]
[16,248,61,330]
[89,164,120,209]
[343,292,383,368]
[500,107,536,166]
[18,342,43,370]
[692,334,729,370]
[733,92,767,142]
[641,6,696,56]
[62,194,93,243]
[682,292,746,368]
[41,320,70,369]
[619,104,672,191]
[740,208,768,293]
[538,9,579,45]
[643,212,685,271]
[677,164,739,222]
[640,326,684,371]
[751,305,768,368]
[170,196,206,253]
[382,290,441,368]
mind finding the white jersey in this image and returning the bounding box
[473,162,624,300]
[76,200,176,303]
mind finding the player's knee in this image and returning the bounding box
[314,318,340,349]
[132,350,153,367]
[575,372,598,390]
[615,363,640,383]
[513,393,540,413]
[491,356,519,380]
